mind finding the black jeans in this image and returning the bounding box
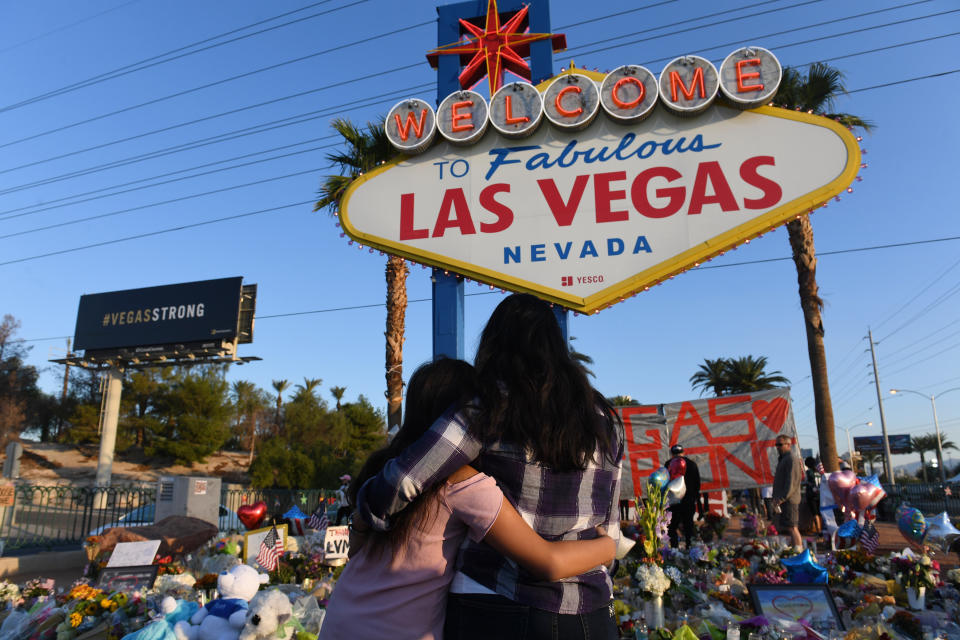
[668,503,695,548]
[444,593,617,640]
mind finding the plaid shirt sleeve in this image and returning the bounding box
[356,406,483,531]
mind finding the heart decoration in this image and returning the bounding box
[237,501,267,530]
[771,595,814,621]
[752,398,788,433]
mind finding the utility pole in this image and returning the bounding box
[57,338,71,439]
[868,329,895,485]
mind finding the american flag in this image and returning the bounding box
[859,522,880,554]
[308,506,329,531]
[256,525,284,571]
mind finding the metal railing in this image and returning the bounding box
[0,485,339,551]
[880,482,960,519]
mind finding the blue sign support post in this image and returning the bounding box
[431,0,566,358]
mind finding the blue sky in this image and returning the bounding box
[2,0,959,473]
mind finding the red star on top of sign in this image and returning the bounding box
[426,0,566,95]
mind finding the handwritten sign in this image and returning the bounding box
[323,525,350,562]
[0,486,14,507]
[98,565,159,591]
[620,387,798,496]
[107,540,161,568]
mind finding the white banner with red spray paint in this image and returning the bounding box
[618,387,797,497]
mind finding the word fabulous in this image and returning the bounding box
[386,47,781,153]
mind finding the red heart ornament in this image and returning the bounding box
[771,594,814,621]
[753,397,788,433]
[237,501,267,530]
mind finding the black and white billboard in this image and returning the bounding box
[74,277,244,352]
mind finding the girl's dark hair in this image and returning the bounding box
[473,293,620,470]
[348,358,479,557]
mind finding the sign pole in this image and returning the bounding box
[431,0,562,358]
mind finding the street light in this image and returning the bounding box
[841,421,873,471]
[889,387,960,484]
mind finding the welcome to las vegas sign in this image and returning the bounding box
[338,49,861,314]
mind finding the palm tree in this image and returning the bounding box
[861,451,882,476]
[271,379,289,435]
[315,118,406,432]
[910,434,938,483]
[294,377,323,403]
[330,386,347,411]
[232,380,263,464]
[773,62,873,473]
[690,358,729,397]
[725,356,789,394]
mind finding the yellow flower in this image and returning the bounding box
[70,612,82,628]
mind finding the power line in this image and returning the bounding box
[0,81,433,202]
[878,279,960,343]
[0,201,315,267]
[882,318,960,360]
[0,164,331,240]
[874,254,960,333]
[0,21,431,152]
[0,0,367,113]
[0,83,432,221]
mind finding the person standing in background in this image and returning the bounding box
[335,474,352,525]
[772,435,804,550]
[666,444,701,549]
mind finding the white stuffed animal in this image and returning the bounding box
[238,590,295,640]
[173,564,269,640]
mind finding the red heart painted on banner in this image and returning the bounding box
[237,501,267,530]
[753,398,788,433]
[771,595,814,621]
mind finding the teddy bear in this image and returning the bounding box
[121,596,199,640]
[237,590,299,640]
[173,564,268,640]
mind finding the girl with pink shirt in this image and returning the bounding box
[319,359,615,640]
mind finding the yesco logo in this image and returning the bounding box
[385,48,782,153]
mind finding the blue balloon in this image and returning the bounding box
[648,468,669,491]
[283,505,308,520]
[836,519,861,539]
[781,549,828,584]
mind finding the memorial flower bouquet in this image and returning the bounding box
[893,555,938,590]
[636,485,669,560]
[0,579,20,606]
[634,563,671,599]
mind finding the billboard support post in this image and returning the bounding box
[94,367,123,508]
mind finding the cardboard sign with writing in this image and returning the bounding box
[0,486,14,507]
[107,540,161,568]
[98,565,159,591]
[323,525,350,561]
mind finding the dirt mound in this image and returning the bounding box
[12,442,250,486]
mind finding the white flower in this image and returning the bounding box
[920,555,932,566]
[635,564,672,597]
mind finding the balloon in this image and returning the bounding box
[666,476,686,504]
[237,501,268,530]
[835,519,861,539]
[923,511,960,553]
[845,484,874,514]
[859,476,886,509]
[896,505,927,546]
[667,457,687,479]
[648,468,669,491]
[780,549,828,584]
[826,470,858,506]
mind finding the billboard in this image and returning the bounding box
[74,277,244,352]
[853,434,912,455]
[619,388,798,497]
[340,64,860,314]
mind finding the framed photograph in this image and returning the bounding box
[242,524,288,568]
[748,584,844,631]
